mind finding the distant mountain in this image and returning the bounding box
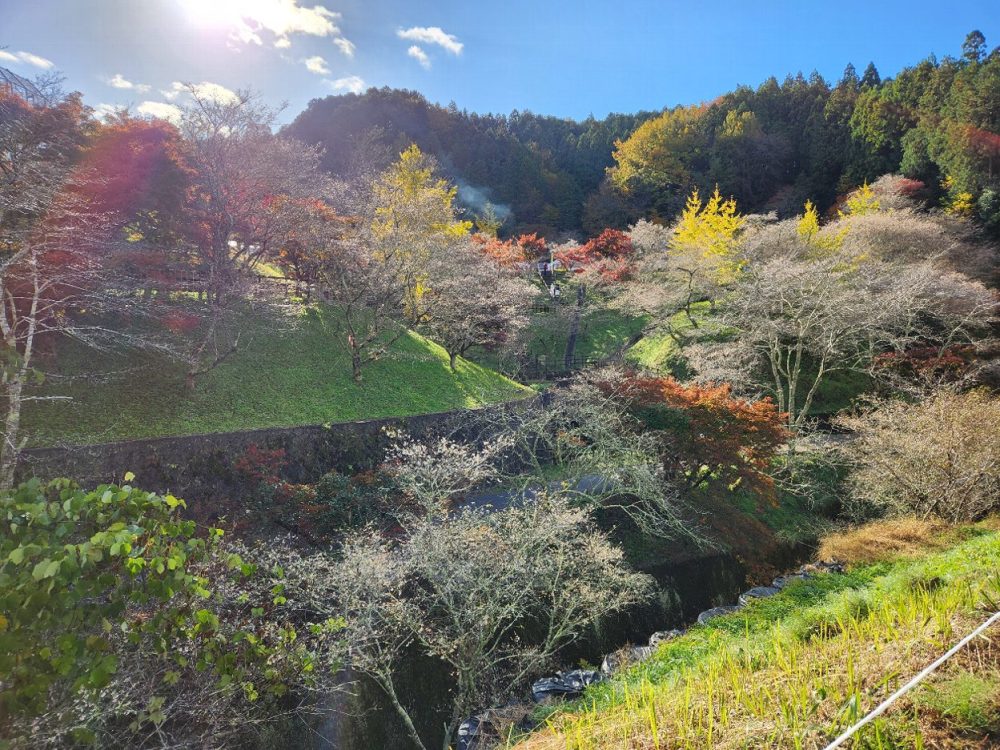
[282,87,654,235]
[283,32,1000,237]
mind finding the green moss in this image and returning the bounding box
[23,305,530,446]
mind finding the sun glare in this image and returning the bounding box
[180,0,260,28]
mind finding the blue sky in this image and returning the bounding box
[1,1,998,123]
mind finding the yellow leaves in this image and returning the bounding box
[671,186,744,282]
[610,104,706,193]
[839,181,880,218]
[798,200,847,258]
[372,144,471,241]
[797,200,821,242]
[946,192,976,217]
[942,177,975,217]
[371,144,471,316]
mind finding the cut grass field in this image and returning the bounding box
[23,305,531,447]
[515,520,1000,749]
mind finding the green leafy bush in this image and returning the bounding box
[0,478,344,746]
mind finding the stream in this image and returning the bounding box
[298,541,807,750]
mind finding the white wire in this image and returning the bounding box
[823,609,1000,749]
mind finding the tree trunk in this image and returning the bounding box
[377,674,429,750]
[0,374,25,490]
[448,350,457,372]
[352,353,363,383]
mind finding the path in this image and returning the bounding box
[563,285,586,370]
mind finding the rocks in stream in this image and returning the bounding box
[531,669,604,704]
[514,558,848,725]
[738,585,782,606]
[773,560,845,590]
[771,572,811,589]
[648,629,684,646]
[457,704,535,750]
[696,604,742,624]
[600,629,686,675]
[601,645,655,675]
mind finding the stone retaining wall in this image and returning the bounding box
[16,398,535,517]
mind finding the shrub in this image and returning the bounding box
[311,470,383,531]
[840,389,1000,522]
[0,478,343,747]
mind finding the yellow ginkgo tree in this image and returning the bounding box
[797,199,847,257]
[671,186,744,284]
[372,144,472,318]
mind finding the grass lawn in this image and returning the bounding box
[574,308,647,361]
[626,301,712,372]
[23,305,530,447]
[516,520,1000,749]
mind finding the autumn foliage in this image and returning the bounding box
[602,373,788,498]
[554,228,636,282]
[471,232,547,268]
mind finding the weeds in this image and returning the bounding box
[514,530,1000,749]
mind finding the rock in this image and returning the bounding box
[456,716,486,750]
[457,704,534,750]
[696,605,741,625]
[531,669,603,703]
[738,586,781,606]
[648,629,684,647]
[601,646,655,675]
[801,560,845,574]
[772,572,811,589]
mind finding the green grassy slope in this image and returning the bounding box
[517,524,1000,749]
[24,306,530,447]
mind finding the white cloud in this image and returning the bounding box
[334,37,355,58]
[161,83,183,101]
[191,81,239,104]
[407,45,431,70]
[326,75,365,94]
[161,81,239,105]
[0,49,55,69]
[397,26,463,55]
[104,73,151,93]
[303,55,331,75]
[137,101,183,124]
[180,0,342,48]
[92,103,120,121]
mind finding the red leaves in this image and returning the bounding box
[233,444,287,486]
[602,373,788,500]
[553,229,636,282]
[160,310,201,335]
[873,345,976,379]
[471,232,547,268]
[78,117,193,222]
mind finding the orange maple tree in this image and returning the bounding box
[601,373,788,499]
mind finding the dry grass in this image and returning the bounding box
[818,517,955,565]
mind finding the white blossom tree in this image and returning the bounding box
[333,496,651,750]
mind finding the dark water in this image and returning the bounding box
[301,548,786,750]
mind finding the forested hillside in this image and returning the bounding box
[286,31,1000,237]
[282,88,654,234]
